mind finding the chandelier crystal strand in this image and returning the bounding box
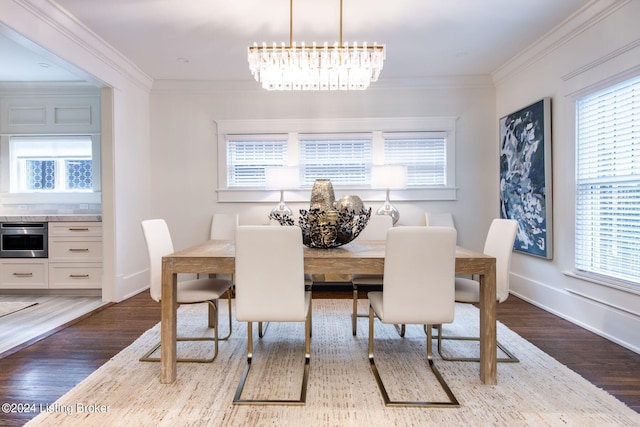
[247,0,385,91]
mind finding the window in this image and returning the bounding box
[10,136,96,193]
[575,75,640,287]
[226,134,287,187]
[383,132,448,186]
[216,117,457,202]
[299,134,372,186]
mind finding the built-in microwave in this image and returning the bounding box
[0,222,48,258]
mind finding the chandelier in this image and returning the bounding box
[248,0,386,91]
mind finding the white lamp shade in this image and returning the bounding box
[265,167,299,190]
[371,165,408,189]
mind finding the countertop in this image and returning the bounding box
[0,215,102,222]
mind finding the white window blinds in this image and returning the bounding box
[383,132,447,186]
[575,75,640,286]
[226,135,287,187]
[299,134,372,186]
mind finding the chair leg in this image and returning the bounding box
[140,300,220,363]
[368,306,459,408]
[352,283,381,336]
[258,321,270,338]
[352,283,358,335]
[233,312,311,405]
[434,325,519,363]
[208,290,233,340]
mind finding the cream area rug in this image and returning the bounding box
[26,300,639,427]
[0,301,37,318]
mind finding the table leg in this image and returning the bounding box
[161,260,177,383]
[479,263,497,385]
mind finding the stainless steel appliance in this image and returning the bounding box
[0,222,48,258]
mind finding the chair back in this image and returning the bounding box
[235,225,306,322]
[210,213,239,240]
[483,219,517,302]
[382,226,457,324]
[356,214,393,240]
[425,212,455,228]
[141,219,175,302]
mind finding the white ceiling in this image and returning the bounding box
[1,0,590,83]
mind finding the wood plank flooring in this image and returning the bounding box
[0,287,639,426]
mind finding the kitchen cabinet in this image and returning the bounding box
[48,222,102,289]
[0,259,48,289]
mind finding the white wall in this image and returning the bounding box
[149,79,497,252]
[0,1,154,302]
[493,0,640,353]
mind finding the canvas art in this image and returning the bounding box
[499,98,552,259]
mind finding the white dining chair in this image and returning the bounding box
[424,212,456,228]
[233,225,312,405]
[368,226,459,407]
[436,218,519,362]
[140,219,233,363]
[210,213,239,240]
[209,213,239,284]
[351,214,393,335]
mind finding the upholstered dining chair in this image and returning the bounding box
[210,212,239,240]
[209,213,239,284]
[436,218,519,363]
[368,226,459,407]
[233,225,312,405]
[140,219,233,363]
[350,214,393,335]
[424,212,456,228]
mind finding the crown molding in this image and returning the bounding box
[491,0,631,85]
[6,0,153,91]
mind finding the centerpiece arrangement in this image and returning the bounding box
[269,179,371,248]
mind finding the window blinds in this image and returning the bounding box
[299,134,372,186]
[226,135,287,187]
[383,132,447,186]
[575,75,640,286]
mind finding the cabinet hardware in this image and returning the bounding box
[69,248,90,252]
[13,272,33,277]
[68,227,90,231]
[69,274,90,278]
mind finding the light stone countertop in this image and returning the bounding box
[0,215,102,222]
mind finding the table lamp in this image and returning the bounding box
[371,165,408,225]
[265,166,298,217]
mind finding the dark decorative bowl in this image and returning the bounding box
[269,207,371,248]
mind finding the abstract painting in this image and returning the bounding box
[499,98,553,259]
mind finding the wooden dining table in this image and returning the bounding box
[159,239,498,385]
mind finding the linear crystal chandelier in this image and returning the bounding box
[248,0,386,91]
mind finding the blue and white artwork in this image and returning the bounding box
[499,98,552,259]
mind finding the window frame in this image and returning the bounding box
[215,117,458,203]
[574,74,640,289]
[0,133,102,205]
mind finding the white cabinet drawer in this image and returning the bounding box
[49,237,102,262]
[49,222,102,237]
[0,259,48,289]
[48,263,102,289]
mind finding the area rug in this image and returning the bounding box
[25,300,639,427]
[0,301,37,318]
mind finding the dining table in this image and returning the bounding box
[159,239,498,385]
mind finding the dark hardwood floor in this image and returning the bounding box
[1,286,639,426]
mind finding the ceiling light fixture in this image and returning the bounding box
[248,0,385,91]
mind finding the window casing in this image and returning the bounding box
[216,117,457,202]
[575,74,640,287]
[9,135,98,193]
